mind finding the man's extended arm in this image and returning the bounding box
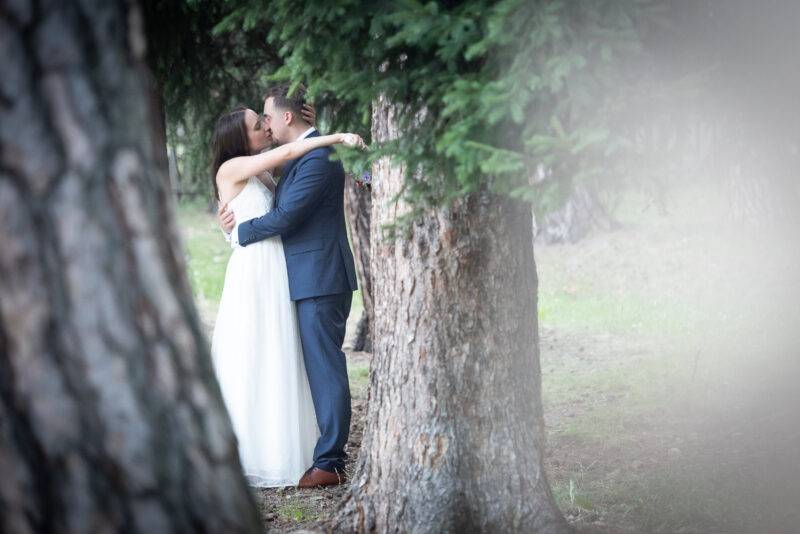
[237,155,330,246]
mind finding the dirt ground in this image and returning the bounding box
[253,350,368,534]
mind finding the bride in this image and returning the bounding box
[208,105,364,487]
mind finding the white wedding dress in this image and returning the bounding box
[211,176,319,487]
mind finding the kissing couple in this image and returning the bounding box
[209,82,366,488]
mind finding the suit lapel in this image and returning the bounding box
[275,130,320,202]
[276,161,297,202]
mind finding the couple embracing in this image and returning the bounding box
[209,83,366,488]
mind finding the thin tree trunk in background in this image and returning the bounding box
[169,144,182,199]
[534,182,618,244]
[716,117,800,226]
[0,2,260,532]
[344,175,373,352]
[333,97,570,533]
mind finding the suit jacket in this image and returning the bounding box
[237,131,358,301]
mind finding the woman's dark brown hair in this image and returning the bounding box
[210,107,249,200]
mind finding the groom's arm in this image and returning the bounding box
[237,154,330,246]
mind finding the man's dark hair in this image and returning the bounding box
[264,82,306,123]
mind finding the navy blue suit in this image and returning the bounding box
[238,130,358,473]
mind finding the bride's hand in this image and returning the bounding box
[301,102,316,127]
[339,133,367,149]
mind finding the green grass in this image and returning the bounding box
[550,453,768,533]
[550,478,596,514]
[351,288,363,321]
[178,200,232,305]
[538,290,709,338]
[542,345,694,409]
[347,363,370,397]
[348,364,369,381]
[276,501,319,522]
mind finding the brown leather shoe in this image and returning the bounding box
[297,467,346,488]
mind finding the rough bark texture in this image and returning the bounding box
[344,175,373,352]
[333,97,570,533]
[0,2,260,533]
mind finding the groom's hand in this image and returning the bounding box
[218,203,235,234]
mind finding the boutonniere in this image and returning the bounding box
[354,171,372,191]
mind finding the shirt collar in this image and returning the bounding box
[296,127,316,142]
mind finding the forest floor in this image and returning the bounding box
[178,182,800,533]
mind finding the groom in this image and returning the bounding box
[220,82,358,487]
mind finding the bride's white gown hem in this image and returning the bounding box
[211,176,319,488]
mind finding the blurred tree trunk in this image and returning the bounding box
[725,164,775,223]
[334,98,569,533]
[717,117,800,226]
[344,176,373,352]
[0,2,260,533]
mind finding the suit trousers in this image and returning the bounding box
[295,291,352,472]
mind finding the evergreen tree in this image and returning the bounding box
[217,0,656,225]
[143,0,280,197]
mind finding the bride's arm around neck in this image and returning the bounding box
[215,133,365,190]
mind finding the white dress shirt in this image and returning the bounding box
[297,126,317,141]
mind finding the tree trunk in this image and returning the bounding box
[0,2,260,533]
[344,174,373,352]
[168,144,182,199]
[333,98,569,533]
[715,115,800,227]
[534,182,619,244]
